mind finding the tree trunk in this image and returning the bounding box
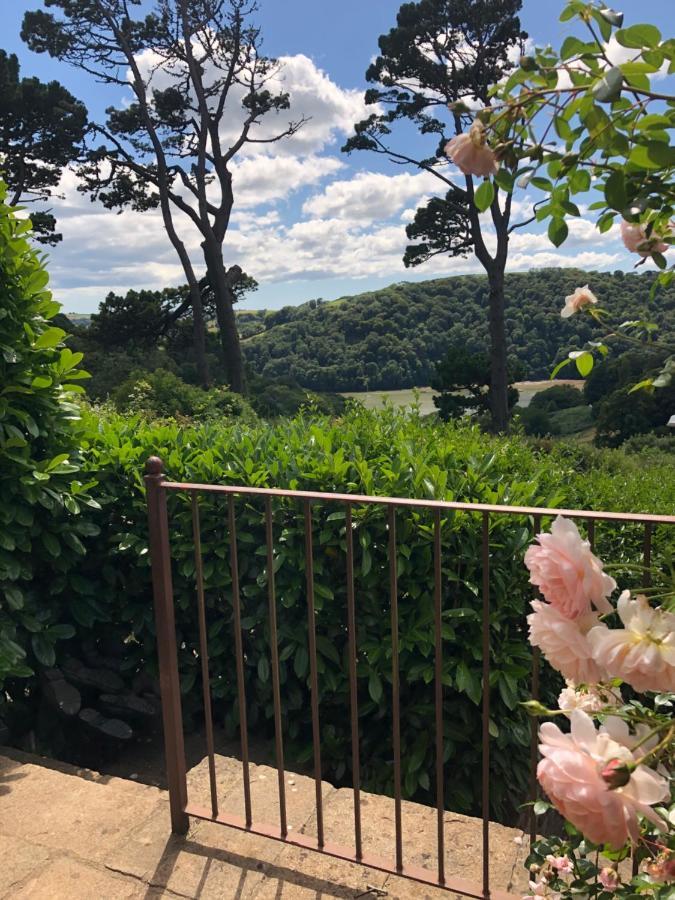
[189,281,210,388]
[201,240,245,394]
[487,264,510,433]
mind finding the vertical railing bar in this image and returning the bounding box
[192,492,218,819]
[389,505,403,873]
[304,499,324,848]
[433,508,445,885]
[144,457,189,834]
[529,513,542,847]
[643,522,652,588]
[481,511,490,900]
[228,495,252,827]
[587,517,595,551]
[265,496,288,838]
[634,520,653,878]
[345,502,363,860]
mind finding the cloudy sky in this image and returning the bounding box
[5,0,673,313]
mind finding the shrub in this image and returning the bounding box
[519,405,552,437]
[593,384,675,448]
[246,375,346,418]
[529,384,583,413]
[112,368,255,421]
[622,433,675,456]
[67,405,673,822]
[548,404,593,436]
[0,180,99,685]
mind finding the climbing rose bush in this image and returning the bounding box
[523,516,674,898]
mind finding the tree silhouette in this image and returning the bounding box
[0,49,87,244]
[344,0,529,430]
[23,0,304,390]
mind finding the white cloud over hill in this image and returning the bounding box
[39,50,633,312]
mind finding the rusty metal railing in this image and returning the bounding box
[144,455,675,900]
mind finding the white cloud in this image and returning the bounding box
[231,154,345,208]
[133,49,368,159]
[302,170,444,222]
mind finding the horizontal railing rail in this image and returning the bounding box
[144,456,675,900]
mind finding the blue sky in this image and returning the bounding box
[5,0,674,313]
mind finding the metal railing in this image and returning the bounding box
[144,455,675,900]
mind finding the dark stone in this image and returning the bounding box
[98,693,157,722]
[80,639,124,673]
[40,668,81,717]
[62,658,124,694]
[132,671,160,697]
[78,708,133,741]
[0,718,9,745]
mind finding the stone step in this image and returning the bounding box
[185,754,530,897]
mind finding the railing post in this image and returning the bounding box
[145,456,189,834]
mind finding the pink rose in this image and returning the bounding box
[537,710,668,849]
[560,284,598,318]
[557,682,617,716]
[587,592,675,693]
[599,868,620,891]
[620,220,669,257]
[445,120,499,178]
[528,601,607,684]
[525,516,616,619]
[546,855,573,876]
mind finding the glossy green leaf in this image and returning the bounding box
[474,180,495,213]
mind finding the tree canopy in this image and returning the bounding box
[345,0,528,430]
[239,268,675,392]
[23,0,302,392]
[0,49,87,244]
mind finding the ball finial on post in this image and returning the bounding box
[145,456,164,477]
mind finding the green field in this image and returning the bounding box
[341,381,584,416]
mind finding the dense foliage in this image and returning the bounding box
[0,181,97,685]
[431,347,520,421]
[0,49,87,243]
[241,269,674,391]
[585,350,675,447]
[3,404,669,816]
[484,0,675,396]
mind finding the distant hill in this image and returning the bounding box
[240,269,675,392]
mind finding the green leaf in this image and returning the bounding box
[569,169,591,193]
[368,670,383,704]
[31,633,56,667]
[592,66,623,103]
[293,645,309,678]
[561,36,586,60]
[570,351,594,377]
[257,656,270,683]
[473,180,495,213]
[42,532,60,557]
[494,169,514,193]
[534,800,551,816]
[615,24,662,49]
[3,585,24,610]
[548,217,568,247]
[34,327,66,350]
[550,358,572,379]
[603,170,627,212]
[31,375,53,389]
[629,142,675,170]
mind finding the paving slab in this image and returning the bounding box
[0,752,163,862]
[1,749,530,900]
[0,834,52,896]
[11,858,145,900]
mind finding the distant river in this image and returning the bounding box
[340,381,584,416]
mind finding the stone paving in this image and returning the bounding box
[1,749,530,899]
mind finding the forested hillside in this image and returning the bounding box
[241,269,675,391]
